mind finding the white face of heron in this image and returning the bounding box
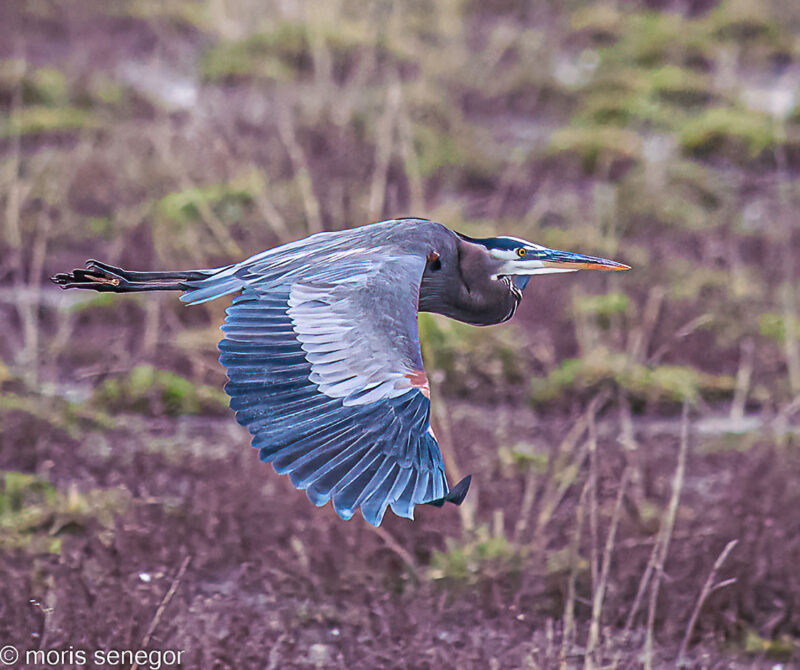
[487,237,579,277]
[487,236,631,277]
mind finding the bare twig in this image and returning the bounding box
[535,441,590,541]
[646,314,713,366]
[533,393,608,541]
[487,153,525,223]
[781,275,800,397]
[429,386,475,533]
[3,57,31,374]
[211,123,293,243]
[305,4,334,101]
[627,286,666,363]
[775,119,800,397]
[611,404,690,670]
[585,467,630,669]
[396,90,425,215]
[17,213,51,384]
[677,539,738,664]
[513,467,539,546]
[367,82,401,221]
[560,479,589,670]
[131,555,192,670]
[153,131,242,259]
[370,525,420,582]
[612,545,656,668]
[617,389,638,453]
[514,404,592,544]
[587,415,599,597]
[265,632,290,670]
[429,381,462,485]
[248,176,293,243]
[277,102,323,234]
[3,56,24,253]
[730,339,754,421]
[644,403,690,670]
[142,297,162,357]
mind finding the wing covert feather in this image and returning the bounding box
[217,243,468,525]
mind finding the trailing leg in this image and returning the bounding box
[51,259,211,293]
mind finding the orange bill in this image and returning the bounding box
[540,249,630,271]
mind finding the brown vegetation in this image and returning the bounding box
[1,0,800,667]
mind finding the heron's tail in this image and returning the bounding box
[51,259,213,293]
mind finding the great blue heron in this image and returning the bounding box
[52,218,629,526]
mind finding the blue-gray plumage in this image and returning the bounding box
[52,218,628,526]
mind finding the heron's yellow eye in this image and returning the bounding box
[517,248,527,258]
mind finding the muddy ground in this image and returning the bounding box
[1,1,800,668]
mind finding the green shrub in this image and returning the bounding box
[93,365,229,416]
[546,125,641,174]
[530,349,735,405]
[428,524,523,585]
[679,107,775,162]
[0,471,125,554]
[1,106,97,137]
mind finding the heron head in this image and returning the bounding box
[461,234,630,290]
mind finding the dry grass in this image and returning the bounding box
[0,0,799,667]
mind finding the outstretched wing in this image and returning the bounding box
[217,251,469,526]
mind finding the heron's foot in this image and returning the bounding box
[51,260,182,292]
[51,261,125,291]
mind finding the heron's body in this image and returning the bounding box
[53,218,628,526]
[178,219,521,324]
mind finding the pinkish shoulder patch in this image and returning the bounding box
[405,370,430,398]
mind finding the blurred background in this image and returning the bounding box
[1,0,800,667]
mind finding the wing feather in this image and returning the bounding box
[212,234,470,525]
